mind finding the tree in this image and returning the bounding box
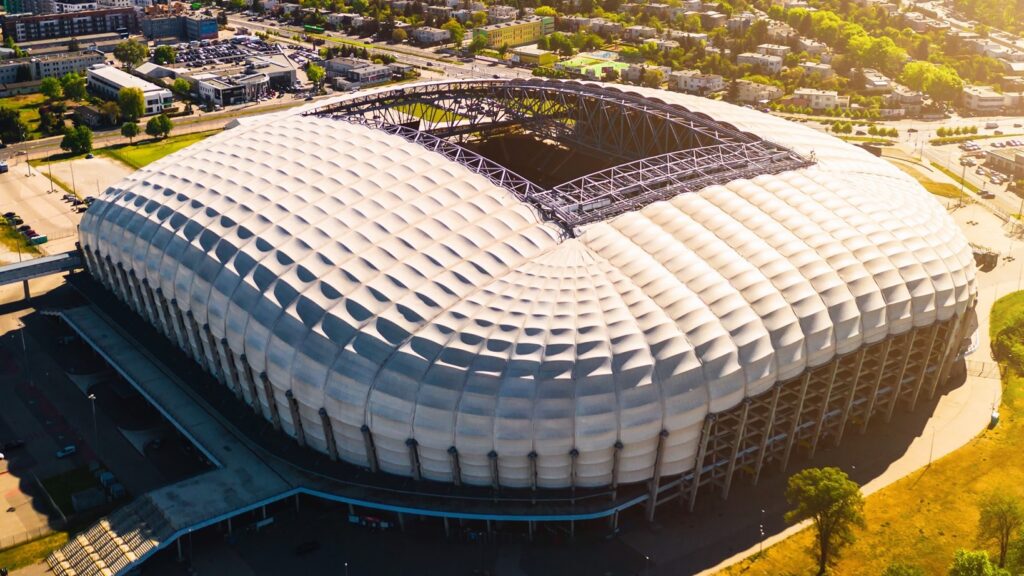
[441,19,465,48]
[882,562,924,576]
[67,37,80,51]
[153,45,177,65]
[60,72,87,101]
[641,68,663,88]
[120,121,140,144]
[145,114,173,139]
[306,63,326,92]
[172,77,192,97]
[534,5,556,16]
[99,101,120,126]
[784,467,865,576]
[118,87,145,122]
[978,491,1024,567]
[949,549,1008,576]
[113,39,149,71]
[391,27,407,42]
[0,107,29,144]
[60,125,93,155]
[467,34,487,53]
[40,77,64,101]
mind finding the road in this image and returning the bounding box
[228,15,535,81]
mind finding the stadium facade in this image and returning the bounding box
[78,79,976,516]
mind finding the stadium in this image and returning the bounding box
[77,78,977,520]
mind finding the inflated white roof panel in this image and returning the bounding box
[79,82,976,487]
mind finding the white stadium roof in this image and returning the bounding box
[79,80,976,490]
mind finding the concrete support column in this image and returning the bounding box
[286,390,306,447]
[886,330,919,423]
[170,300,190,353]
[203,324,222,381]
[239,354,262,416]
[931,312,968,400]
[752,385,781,485]
[861,339,893,434]
[186,312,206,368]
[126,270,143,313]
[155,289,175,338]
[260,372,282,430]
[319,408,339,460]
[222,341,243,399]
[722,400,750,499]
[406,438,421,481]
[140,278,159,327]
[610,440,623,500]
[909,323,942,411]
[21,279,29,300]
[834,349,867,447]
[448,446,462,486]
[361,424,379,473]
[781,371,812,472]
[488,450,500,491]
[646,429,669,522]
[528,451,538,492]
[687,416,714,512]
[809,360,842,458]
[569,448,579,492]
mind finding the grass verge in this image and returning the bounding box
[719,295,1023,576]
[0,220,41,257]
[0,532,69,571]
[932,162,982,194]
[40,466,102,517]
[0,93,45,139]
[890,162,967,199]
[98,130,219,169]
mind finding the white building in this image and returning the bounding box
[961,84,1005,114]
[735,79,783,102]
[738,52,783,75]
[756,43,791,58]
[53,0,98,11]
[86,64,173,115]
[326,57,392,86]
[0,49,104,85]
[669,69,725,94]
[793,88,847,110]
[412,26,450,45]
[800,61,833,79]
[623,25,657,42]
[487,4,518,23]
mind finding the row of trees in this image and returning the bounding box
[786,464,1024,574]
[937,125,980,137]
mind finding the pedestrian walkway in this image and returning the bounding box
[47,305,293,576]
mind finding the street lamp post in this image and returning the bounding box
[88,393,99,461]
[759,508,766,555]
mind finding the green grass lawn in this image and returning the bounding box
[0,218,41,259]
[720,294,1024,576]
[890,162,967,199]
[0,93,46,139]
[0,532,69,571]
[40,466,102,516]
[394,103,466,124]
[98,130,219,169]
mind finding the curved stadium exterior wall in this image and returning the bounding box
[78,81,977,495]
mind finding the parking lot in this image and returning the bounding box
[0,279,211,551]
[173,37,282,68]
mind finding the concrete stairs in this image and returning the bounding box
[46,495,174,576]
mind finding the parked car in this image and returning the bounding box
[15,224,30,232]
[981,192,996,199]
[55,445,77,458]
[3,212,15,219]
